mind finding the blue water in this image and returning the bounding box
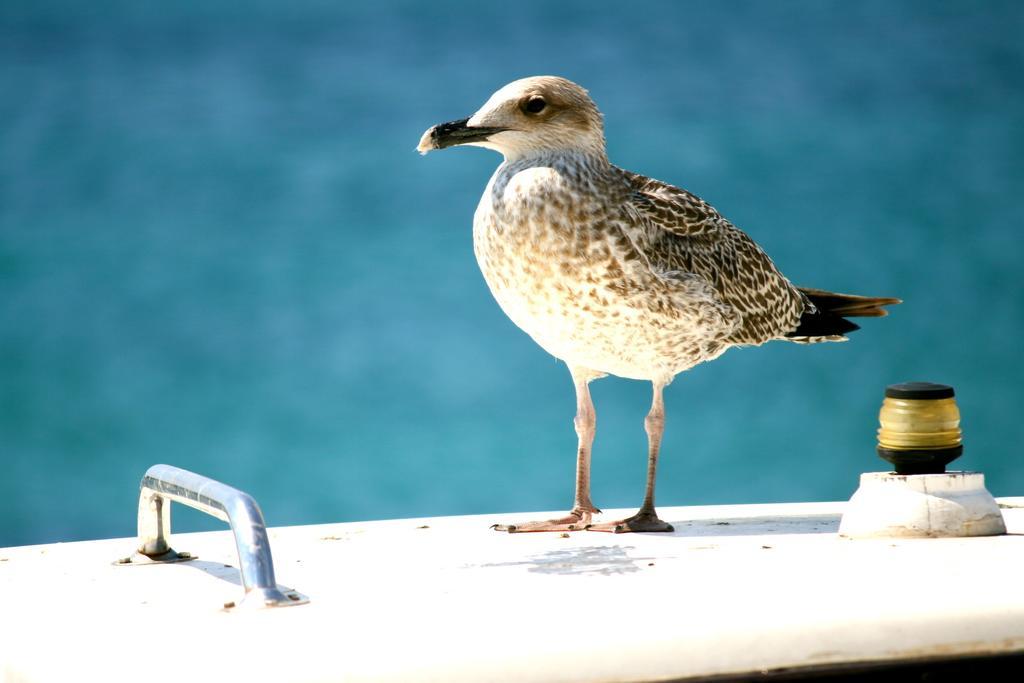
[2,1,1023,547]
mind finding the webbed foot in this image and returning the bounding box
[491,508,598,533]
[586,509,674,534]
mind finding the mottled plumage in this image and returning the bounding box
[419,76,898,533]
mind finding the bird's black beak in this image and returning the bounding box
[417,118,508,154]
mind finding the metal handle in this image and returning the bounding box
[128,464,307,609]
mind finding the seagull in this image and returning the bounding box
[418,76,899,533]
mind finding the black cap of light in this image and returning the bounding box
[884,382,955,400]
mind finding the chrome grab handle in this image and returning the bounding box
[125,464,307,609]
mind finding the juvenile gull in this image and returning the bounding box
[418,76,899,533]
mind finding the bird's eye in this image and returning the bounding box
[523,96,547,114]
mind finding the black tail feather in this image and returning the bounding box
[786,287,900,342]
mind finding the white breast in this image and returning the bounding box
[470,161,734,382]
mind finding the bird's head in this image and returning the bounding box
[417,76,606,161]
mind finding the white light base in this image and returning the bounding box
[839,471,1006,538]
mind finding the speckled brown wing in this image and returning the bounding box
[619,168,807,345]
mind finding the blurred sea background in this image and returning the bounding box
[2,0,1022,547]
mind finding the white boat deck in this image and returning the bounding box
[2,499,1024,682]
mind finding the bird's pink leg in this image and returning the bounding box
[492,368,601,533]
[588,381,674,533]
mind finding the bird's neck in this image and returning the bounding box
[500,148,611,179]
